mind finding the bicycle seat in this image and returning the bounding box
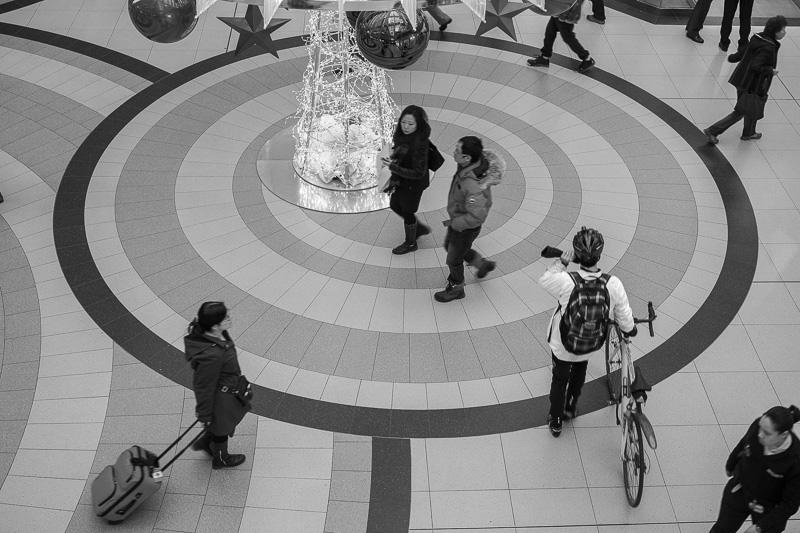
[631,366,652,394]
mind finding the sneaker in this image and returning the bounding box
[527,55,550,67]
[703,128,719,145]
[587,14,605,24]
[548,415,562,438]
[434,281,465,303]
[476,259,496,279]
[740,133,762,140]
[718,41,729,52]
[577,57,595,74]
[727,51,743,63]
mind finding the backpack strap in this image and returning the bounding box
[549,271,581,343]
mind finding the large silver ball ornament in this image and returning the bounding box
[527,0,578,17]
[346,10,360,28]
[355,10,429,70]
[128,0,198,44]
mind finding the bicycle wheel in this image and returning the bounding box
[623,413,645,507]
[605,322,623,402]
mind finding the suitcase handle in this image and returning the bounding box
[157,420,207,472]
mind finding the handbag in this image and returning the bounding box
[734,91,767,121]
[222,375,253,406]
[428,141,445,172]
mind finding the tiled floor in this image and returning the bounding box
[1,0,800,531]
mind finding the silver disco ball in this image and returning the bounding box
[527,0,578,17]
[355,10,429,70]
[128,0,198,44]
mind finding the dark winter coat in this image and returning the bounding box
[729,33,780,97]
[446,149,506,231]
[726,417,800,532]
[184,331,250,436]
[388,132,430,193]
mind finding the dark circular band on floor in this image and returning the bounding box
[53,35,757,438]
[0,21,169,83]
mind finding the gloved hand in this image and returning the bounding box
[624,325,638,337]
[382,179,399,195]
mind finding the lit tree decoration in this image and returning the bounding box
[293,11,398,189]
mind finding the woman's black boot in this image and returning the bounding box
[392,223,418,254]
[210,440,246,469]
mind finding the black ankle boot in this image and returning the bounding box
[393,223,418,254]
[434,280,465,303]
[210,441,246,469]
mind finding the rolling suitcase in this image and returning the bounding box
[91,420,205,523]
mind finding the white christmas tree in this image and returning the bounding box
[293,11,398,188]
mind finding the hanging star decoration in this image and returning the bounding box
[475,0,531,41]
[218,4,290,58]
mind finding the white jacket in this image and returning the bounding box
[539,259,635,362]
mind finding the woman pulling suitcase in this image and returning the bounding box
[185,301,250,469]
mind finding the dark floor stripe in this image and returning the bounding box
[367,437,411,533]
[0,22,168,82]
[0,0,43,14]
[52,34,757,438]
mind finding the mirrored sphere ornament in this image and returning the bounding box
[128,0,198,44]
[346,10,360,28]
[355,9,429,70]
[526,0,577,17]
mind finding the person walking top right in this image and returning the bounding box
[527,0,596,74]
[704,16,786,144]
[539,226,636,438]
[709,405,800,533]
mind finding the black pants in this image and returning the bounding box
[427,5,451,26]
[685,0,714,34]
[710,478,767,532]
[707,88,757,137]
[549,354,588,419]
[443,226,483,285]
[590,0,605,20]
[541,17,589,61]
[389,186,424,225]
[720,0,754,51]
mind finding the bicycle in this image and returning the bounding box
[605,302,658,507]
[540,245,658,507]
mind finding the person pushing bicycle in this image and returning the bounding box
[539,227,638,437]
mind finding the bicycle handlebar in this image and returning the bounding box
[633,302,657,337]
[543,246,658,337]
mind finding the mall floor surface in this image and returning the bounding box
[1,0,800,532]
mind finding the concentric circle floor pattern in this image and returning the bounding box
[6,2,798,530]
[79,40,726,417]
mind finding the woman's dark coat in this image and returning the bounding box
[729,33,780,96]
[185,331,250,436]
[388,133,430,193]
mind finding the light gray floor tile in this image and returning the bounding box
[154,493,205,532]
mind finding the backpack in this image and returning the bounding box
[558,271,611,355]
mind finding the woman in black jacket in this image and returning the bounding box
[710,405,800,533]
[185,302,249,469]
[704,16,786,143]
[382,105,432,255]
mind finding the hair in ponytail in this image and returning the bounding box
[187,302,227,335]
[764,405,800,434]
